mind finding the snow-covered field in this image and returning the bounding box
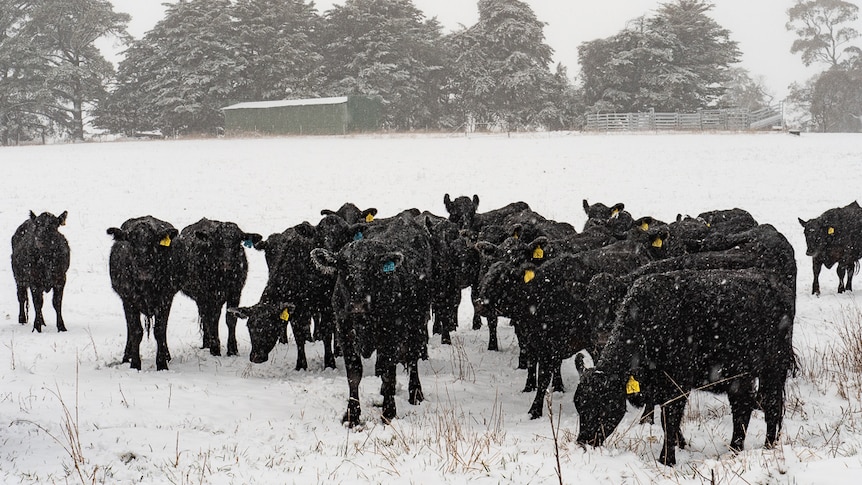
[1,132,862,484]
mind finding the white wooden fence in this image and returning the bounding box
[586,105,783,132]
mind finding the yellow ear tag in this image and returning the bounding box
[159,235,171,247]
[365,213,374,223]
[640,222,649,231]
[523,269,535,283]
[626,375,641,394]
[611,208,620,217]
[533,246,544,259]
[828,227,835,235]
[652,237,663,248]
[279,309,290,321]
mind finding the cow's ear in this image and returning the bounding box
[107,227,126,241]
[320,208,336,216]
[381,252,404,274]
[475,241,499,258]
[611,203,625,217]
[530,237,548,260]
[582,199,590,214]
[29,210,37,221]
[443,193,452,211]
[295,221,317,239]
[242,232,263,248]
[511,223,523,239]
[194,231,211,241]
[310,248,338,274]
[362,208,377,223]
[472,194,480,208]
[58,211,68,226]
[159,229,178,247]
[798,217,807,227]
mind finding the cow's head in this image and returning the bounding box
[108,218,179,256]
[311,241,404,315]
[473,258,534,317]
[573,355,627,447]
[798,217,832,257]
[29,210,67,247]
[189,220,262,265]
[444,193,479,229]
[229,302,294,364]
[321,203,378,224]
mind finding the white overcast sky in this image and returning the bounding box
[109,0,829,99]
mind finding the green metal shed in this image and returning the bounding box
[222,96,381,135]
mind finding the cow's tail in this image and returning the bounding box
[144,316,154,338]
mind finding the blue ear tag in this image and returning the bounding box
[243,239,254,248]
[354,232,364,241]
[382,261,396,273]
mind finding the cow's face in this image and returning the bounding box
[230,303,291,363]
[444,194,479,228]
[110,220,179,259]
[574,368,627,447]
[312,242,404,315]
[315,215,356,252]
[583,200,625,221]
[799,217,831,257]
[474,260,532,316]
[191,222,261,270]
[29,210,67,248]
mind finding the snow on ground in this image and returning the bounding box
[1,132,862,484]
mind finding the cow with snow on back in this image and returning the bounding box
[107,216,184,371]
[11,211,70,333]
[799,201,862,294]
[311,210,432,427]
[175,218,262,357]
[574,268,796,467]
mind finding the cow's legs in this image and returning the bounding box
[812,261,821,295]
[837,264,847,293]
[528,354,555,419]
[846,264,856,292]
[16,283,28,324]
[407,359,424,405]
[200,302,221,356]
[487,315,499,351]
[379,362,397,423]
[342,351,363,427]
[154,303,173,371]
[659,400,686,466]
[30,287,45,333]
[292,315,311,371]
[727,382,756,453]
[122,302,143,370]
[225,295,240,356]
[759,371,786,448]
[52,283,66,332]
[316,309,337,369]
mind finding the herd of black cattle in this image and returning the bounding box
[10,197,862,466]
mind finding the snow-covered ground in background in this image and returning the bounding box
[1,132,862,484]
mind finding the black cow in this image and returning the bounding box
[321,202,378,225]
[311,210,432,426]
[475,253,595,419]
[107,216,184,370]
[799,201,862,294]
[574,269,796,466]
[475,228,667,418]
[444,195,531,344]
[582,199,634,239]
[11,211,70,333]
[697,208,758,234]
[232,218,351,370]
[175,218,262,357]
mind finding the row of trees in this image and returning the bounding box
[7,0,852,144]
